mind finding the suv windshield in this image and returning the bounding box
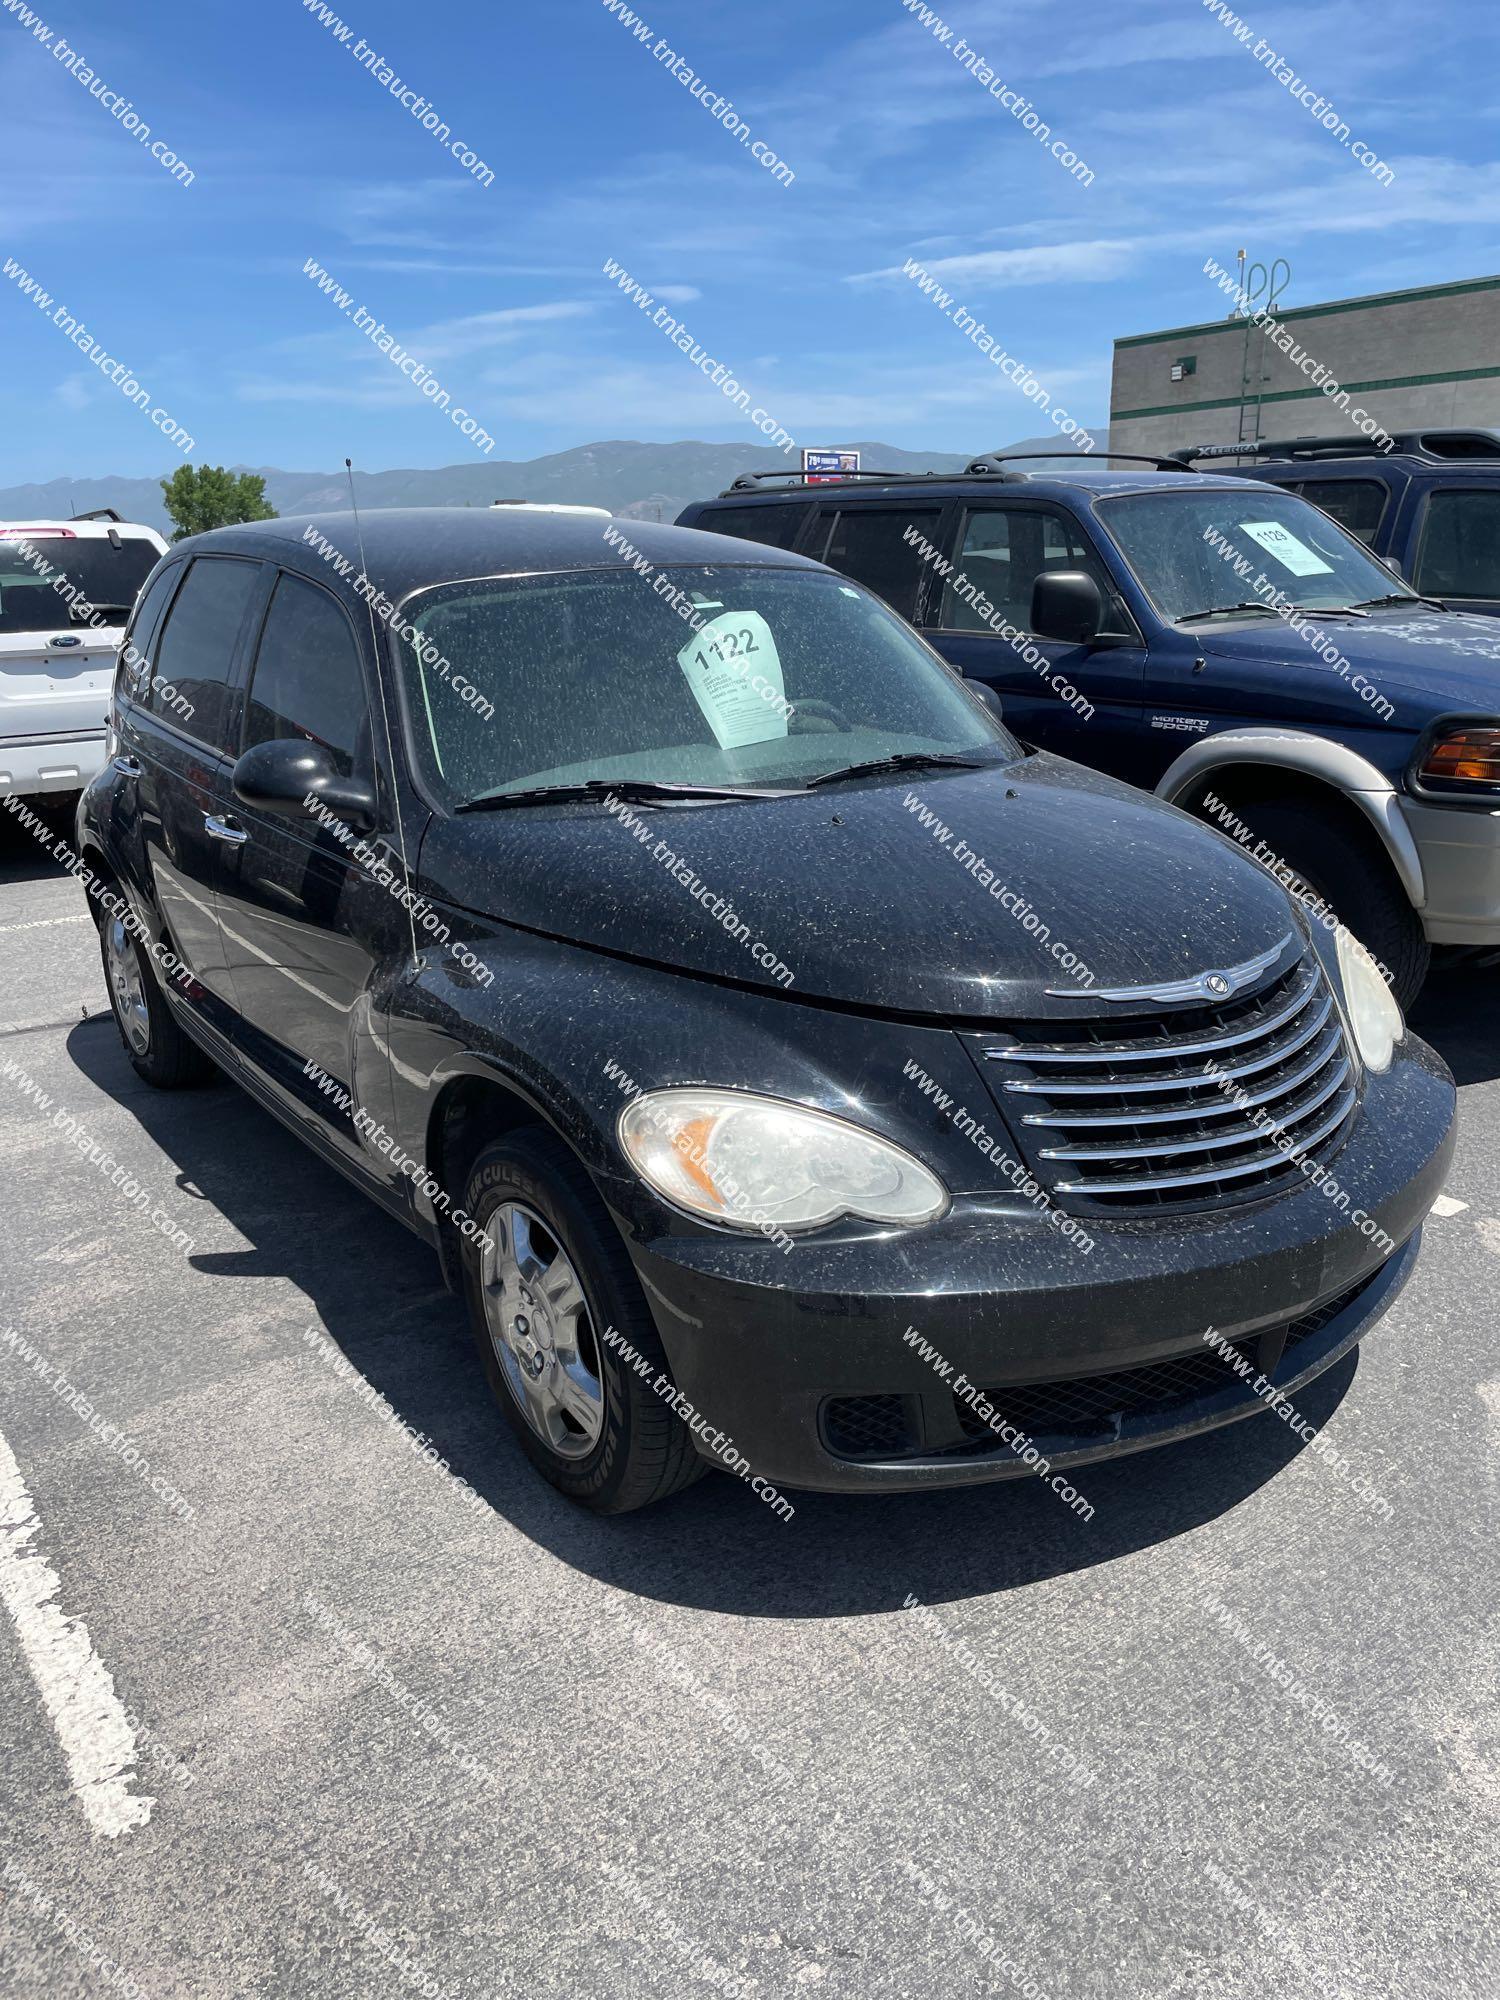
[0,535,159,635]
[1097,488,1412,623]
[395,564,1016,808]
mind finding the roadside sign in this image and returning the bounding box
[802,448,861,484]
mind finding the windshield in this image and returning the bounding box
[1097,487,1412,623]
[0,534,159,635]
[395,565,1016,808]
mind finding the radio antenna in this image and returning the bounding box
[345,457,420,973]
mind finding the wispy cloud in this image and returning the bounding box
[852,240,1139,288]
[53,376,95,413]
[236,298,595,407]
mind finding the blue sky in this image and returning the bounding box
[2,0,1497,481]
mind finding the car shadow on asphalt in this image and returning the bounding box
[63,1016,1387,1624]
[1410,960,1498,1086]
[0,799,84,887]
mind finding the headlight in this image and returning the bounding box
[1417,723,1500,794]
[618,1088,950,1234]
[1335,927,1404,1073]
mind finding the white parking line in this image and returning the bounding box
[0,1425,153,1837]
[0,914,89,935]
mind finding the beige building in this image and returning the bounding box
[1109,272,1500,460]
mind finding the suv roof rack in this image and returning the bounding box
[721,468,952,494]
[718,449,1190,498]
[962,450,1191,475]
[1171,429,1500,466]
[70,506,125,523]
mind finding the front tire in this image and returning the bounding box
[99,907,216,1088]
[1219,797,1431,1011]
[459,1128,706,1514]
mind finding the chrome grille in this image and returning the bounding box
[976,950,1358,1213]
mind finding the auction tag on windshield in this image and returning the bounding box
[678,611,788,749]
[1237,519,1334,576]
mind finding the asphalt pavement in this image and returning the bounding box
[0,806,1496,2000]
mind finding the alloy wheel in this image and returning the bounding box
[105,916,151,1057]
[480,1201,605,1459]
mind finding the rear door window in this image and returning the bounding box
[696,504,810,551]
[242,573,370,778]
[808,506,945,619]
[1290,479,1389,547]
[150,557,262,753]
[1413,489,1500,599]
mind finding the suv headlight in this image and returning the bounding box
[1416,723,1500,794]
[618,1088,950,1234]
[1335,927,1404,1073]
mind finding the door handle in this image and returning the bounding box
[204,813,249,845]
[112,754,142,777]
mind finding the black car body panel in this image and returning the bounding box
[78,509,1456,1498]
[417,748,1302,1018]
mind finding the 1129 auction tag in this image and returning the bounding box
[1238,520,1334,576]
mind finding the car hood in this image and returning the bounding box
[1201,607,1500,710]
[419,752,1304,1021]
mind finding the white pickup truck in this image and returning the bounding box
[0,511,167,802]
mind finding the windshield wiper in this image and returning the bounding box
[70,601,134,622]
[1350,591,1446,611]
[1175,602,1284,625]
[1284,603,1369,619]
[805,751,992,790]
[455,776,803,812]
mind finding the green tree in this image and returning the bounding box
[159,465,277,541]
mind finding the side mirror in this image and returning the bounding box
[1031,570,1103,646]
[966,680,1005,721]
[232,738,377,831]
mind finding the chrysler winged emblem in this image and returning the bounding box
[1048,933,1296,1003]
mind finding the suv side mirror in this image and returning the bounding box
[966,679,1005,721]
[232,738,377,832]
[1031,570,1103,646]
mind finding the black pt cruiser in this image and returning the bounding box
[77,510,1456,1512]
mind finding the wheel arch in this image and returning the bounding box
[76,836,174,956]
[77,840,115,925]
[1157,729,1426,909]
[423,1057,577,1291]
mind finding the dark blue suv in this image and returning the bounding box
[679,452,1500,1006]
[1175,429,1500,616]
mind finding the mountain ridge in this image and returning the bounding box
[0,436,1094,534]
